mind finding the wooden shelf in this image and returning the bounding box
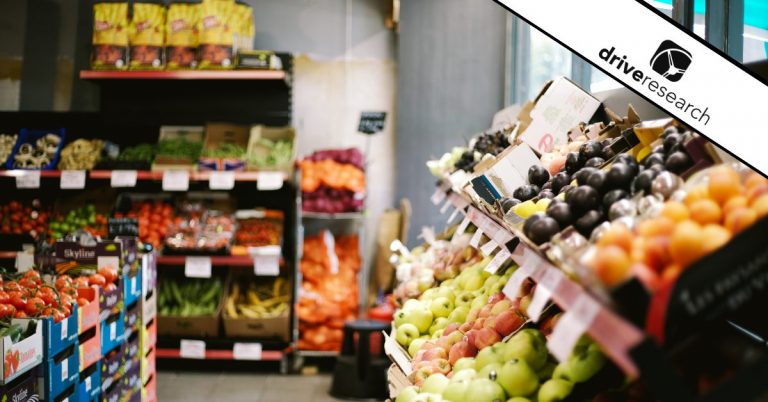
[79,70,287,81]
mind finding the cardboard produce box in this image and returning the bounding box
[152,126,204,171]
[198,123,250,171]
[246,125,296,176]
[157,278,225,338]
[0,320,43,385]
[222,271,290,341]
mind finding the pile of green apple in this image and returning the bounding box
[396,330,608,402]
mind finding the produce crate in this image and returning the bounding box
[121,362,141,401]
[141,290,157,323]
[100,311,125,356]
[141,319,156,358]
[157,276,225,338]
[141,373,156,402]
[124,301,140,340]
[141,253,157,299]
[99,279,124,323]
[221,271,290,341]
[245,125,296,175]
[100,380,121,402]
[0,319,43,385]
[140,348,155,386]
[124,332,140,373]
[77,287,100,335]
[100,344,124,393]
[5,128,65,170]
[38,343,79,401]
[78,324,101,372]
[39,307,79,359]
[0,368,37,402]
[75,361,100,402]
[124,270,142,307]
[198,123,250,171]
[387,364,410,400]
[152,126,204,171]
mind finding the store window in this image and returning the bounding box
[744,0,768,63]
[526,29,572,100]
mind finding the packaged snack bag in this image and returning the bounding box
[233,2,254,55]
[129,2,166,70]
[166,0,200,69]
[197,0,236,69]
[92,2,129,70]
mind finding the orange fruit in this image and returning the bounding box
[752,194,768,218]
[669,220,705,267]
[661,201,690,222]
[746,184,768,203]
[745,172,768,190]
[597,224,633,253]
[723,196,748,216]
[684,185,710,207]
[593,245,632,287]
[688,199,722,225]
[725,207,757,234]
[708,166,742,205]
[637,217,675,238]
[641,236,672,272]
[701,224,731,253]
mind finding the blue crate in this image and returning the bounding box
[75,362,101,402]
[38,344,79,401]
[5,128,65,170]
[100,311,125,356]
[41,306,79,359]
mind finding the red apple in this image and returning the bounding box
[410,365,434,386]
[483,317,497,331]
[421,347,447,361]
[473,318,487,330]
[487,292,506,304]
[472,327,502,350]
[459,321,474,333]
[448,340,478,365]
[436,331,464,351]
[463,329,477,346]
[430,358,451,375]
[444,322,461,336]
[478,304,494,319]
[493,309,526,337]
[540,312,562,337]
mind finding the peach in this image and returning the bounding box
[708,166,742,205]
[746,184,768,203]
[597,224,633,253]
[725,207,757,234]
[752,194,768,218]
[661,201,690,222]
[701,224,731,254]
[684,184,710,207]
[745,172,768,190]
[593,245,632,287]
[689,199,722,225]
[642,236,672,272]
[723,196,748,216]
[669,220,705,267]
[637,217,675,237]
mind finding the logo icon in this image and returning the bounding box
[650,40,692,82]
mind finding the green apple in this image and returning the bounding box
[430,297,455,318]
[395,323,420,347]
[497,359,539,398]
[435,287,456,302]
[484,275,500,288]
[475,347,504,370]
[408,338,428,356]
[447,306,469,324]
[431,329,444,339]
[429,317,450,335]
[452,357,476,372]
[470,295,488,311]
[490,299,512,316]
[394,310,408,328]
[404,306,434,333]
[396,386,419,402]
[441,380,469,402]
[449,368,477,384]
[467,378,506,402]
[463,272,484,291]
[477,362,502,381]
[421,373,450,395]
[559,350,606,383]
[486,282,505,296]
[537,379,573,402]
[455,291,474,307]
[420,288,438,301]
[440,279,454,288]
[507,398,531,402]
[536,361,556,380]
[403,299,422,312]
[502,330,548,370]
[414,393,443,402]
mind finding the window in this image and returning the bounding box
[744,0,768,63]
[527,29,572,100]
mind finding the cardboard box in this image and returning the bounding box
[152,126,204,171]
[124,269,142,308]
[141,319,156,357]
[221,272,289,341]
[124,332,140,371]
[100,311,125,356]
[122,361,141,400]
[198,123,250,171]
[38,344,79,401]
[75,361,100,402]
[142,252,158,298]
[157,285,223,338]
[100,380,121,402]
[77,287,100,335]
[124,301,140,340]
[246,125,296,175]
[141,373,156,402]
[0,320,43,384]
[40,308,79,359]
[0,368,36,402]
[140,348,155,386]
[100,344,124,393]
[78,325,101,372]
[470,143,544,204]
[141,290,157,323]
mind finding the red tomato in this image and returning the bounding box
[98,267,118,284]
[55,276,73,290]
[88,274,106,287]
[4,281,20,292]
[0,292,9,304]
[50,308,65,323]
[23,270,41,285]
[25,297,44,315]
[76,297,89,307]
[74,277,90,289]
[8,292,27,310]
[18,278,36,289]
[0,304,14,319]
[104,283,117,293]
[59,294,73,314]
[13,310,26,318]
[39,288,57,307]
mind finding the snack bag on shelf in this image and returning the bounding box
[129,2,166,70]
[166,0,200,69]
[92,2,129,70]
[197,0,236,69]
[232,1,254,55]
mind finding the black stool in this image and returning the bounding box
[329,319,390,400]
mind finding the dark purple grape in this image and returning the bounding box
[565,152,581,174]
[665,151,692,174]
[513,185,539,202]
[605,163,633,190]
[603,189,629,210]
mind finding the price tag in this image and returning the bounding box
[61,358,68,381]
[233,343,262,360]
[447,207,461,224]
[469,229,484,249]
[60,170,86,189]
[250,246,281,276]
[257,171,283,191]
[548,294,601,362]
[527,268,565,322]
[85,376,91,392]
[485,248,511,274]
[480,238,498,256]
[209,171,235,190]
[109,321,116,341]
[110,170,137,187]
[184,257,212,278]
[61,318,68,340]
[15,171,40,189]
[162,170,189,191]
[180,339,206,359]
[502,257,543,300]
[15,250,34,273]
[452,216,472,241]
[131,276,137,295]
[431,189,447,205]
[439,199,451,214]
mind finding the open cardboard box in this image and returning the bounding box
[0,319,43,385]
[198,123,250,171]
[157,275,225,338]
[246,125,296,176]
[221,270,290,341]
[152,126,204,171]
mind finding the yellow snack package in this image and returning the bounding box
[233,2,254,55]
[129,2,166,70]
[92,2,129,70]
[197,0,236,69]
[167,1,200,69]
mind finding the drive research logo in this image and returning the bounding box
[650,40,692,82]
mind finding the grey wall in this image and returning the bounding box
[396,0,507,245]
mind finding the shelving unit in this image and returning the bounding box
[0,170,288,182]
[80,70,288,82]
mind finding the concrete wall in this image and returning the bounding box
[396,0,508,245]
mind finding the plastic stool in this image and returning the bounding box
[329,319,390,401]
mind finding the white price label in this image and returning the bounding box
[15,171,40,189]
[256,171,283,190]
[469,229,484,249]
[15,251,34,273]
[548,294,601,362]
[162,170,189,191]
[250,246,281,276]
[527,268,565,322]
[180,339,206,359]
[61,358,68,381]
[453,216,471,240]
[85,376,91,392]
[502,257,542,300]
[109,321,116,340]
[131,276,137,294]
[439,199,451,214]
[485,248,511,274]
[60,170,86,189]
[208,171,235,190]
[185,257,212,278]
[431,189,447,205]
[233,343,262,360]
[61,318,68,340]
[447,207,460,224]
[480,239,498,256]
[110,170,137,187]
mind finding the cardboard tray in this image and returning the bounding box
[0,319,44,385]
[38,344,79,401]
[157,288,224,338]
[198,123,250,171]
[245,125,296,175]
[75,361,100,402]
[0,367,37,402]
[152,126,204,169]
[141,319,157,357]
[78,324,101,372]
[40,307,79,359]
[100,342,125,393]
[77,287,100,335]
[101,310,126,356]
[221,271,290,341]
[141,373,156,402]
[141,347,156,386]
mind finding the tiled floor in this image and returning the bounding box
[157,371,347,402]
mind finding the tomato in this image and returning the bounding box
[59,294,73,314]
[103,283,117,293]
[4,281,20,292]
[25,297,45,316]
[39,288,57,307]
[18,278,36,289]
[76,297,89,307]
[23,270,41,284]
[74,277,90,289]
[88,274,106,287]
[0,304,14,319]
[98,266,118,284]
[50,308,65,323]
[55,276,72,290]
[8,292,27,311]
[13,310,26,318]
[0,292,10,304]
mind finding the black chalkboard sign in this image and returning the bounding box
[358,112,387,135]
[108,218,139,238]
